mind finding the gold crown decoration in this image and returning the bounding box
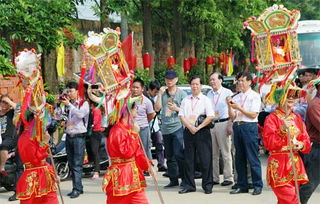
[80,27,134,125]
[245,5,303,106]
[82,27,132,92]
[244,4,301,75]
[15,49,50,143]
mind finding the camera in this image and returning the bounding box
[91,84,99,89]
[59,94,67,101]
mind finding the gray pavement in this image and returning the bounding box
[0,154,319,204]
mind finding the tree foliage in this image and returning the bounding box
[103,0,319,77]
[0,0,84,76]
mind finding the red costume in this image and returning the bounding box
[102,121,149,204]
[263,109,311,204]
[16,120,58,204]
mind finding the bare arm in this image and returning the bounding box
[154,86,166,112]
[196,116,214,130]
[226,96,236,121]
[226,96,258,120]
[147,112,156,122]
[2,96,17,109]
[179,116,197,134]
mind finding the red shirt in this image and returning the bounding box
[92,107,105,132]
[306,95,320,144]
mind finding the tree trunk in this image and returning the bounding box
[195,25,206,82]
[120,14,129,41]
[100,0,110,32]
[42,50,59,94]
[141,0,154,79]
[172,0,183,72]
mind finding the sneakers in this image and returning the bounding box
[143,171,150,177]
[158,166,167,172]
[8,193,17,202]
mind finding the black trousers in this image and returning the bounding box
[300,143,320,204]
[183,127,213,191]
[90,131,104,173]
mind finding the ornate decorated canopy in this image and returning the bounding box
[244,4,304,105]
[81,27,134,125]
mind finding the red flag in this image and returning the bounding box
[121,32,135,70]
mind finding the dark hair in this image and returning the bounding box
[149,80,160,90]
[189,75,202,84]
[304,69,316,75]
[209,72,224,81]
[133,78,145,87]
[66,81,78,90]
[236,72,252,81]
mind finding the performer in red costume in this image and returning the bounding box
[14,49,59,204]
[263,88,311,204]
[16,120,58,204]
[102,100,149,204]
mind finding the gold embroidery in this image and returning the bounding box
[268,154,308,187]
[16,165,57,200]
[102,161,146,196]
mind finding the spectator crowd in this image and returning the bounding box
[0,68,319,204]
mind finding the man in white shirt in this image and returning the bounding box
[227,72,263,196]
[207,72,234,186]
[179,75,214,194]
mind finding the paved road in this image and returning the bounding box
[1,154,319,204]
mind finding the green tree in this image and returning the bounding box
[0,0,84,92]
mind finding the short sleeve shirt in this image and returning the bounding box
[179,93,214,126]
[136,95,155,128]
[0,109,16,140]
[232,88,261,122]
[207,87,233,120]
[160,88,187,135]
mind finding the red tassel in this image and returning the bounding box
[78,61,87,101]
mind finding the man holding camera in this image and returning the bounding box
[60,82,89,199]
[178,75,214,194]
[155,69,187,188]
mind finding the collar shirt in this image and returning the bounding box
[232,88,261,122]
[207,86,233,120]
[66,100,89,135]
[179,93,214,126]
[135,95,155,128]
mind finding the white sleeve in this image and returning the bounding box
[178,98,186,117]
[205,97,215,117]
[250,93,262,113]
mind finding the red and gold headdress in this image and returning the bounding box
[244,4,304,106]
[15,49,51,143]
[80,27,134,125]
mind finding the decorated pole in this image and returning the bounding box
[167,56,175,69]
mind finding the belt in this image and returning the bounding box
[67,133,85,138]
[233,121,257,126]
[214,118,229,123]
[24,160,46,170]
[111,157,135,164]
